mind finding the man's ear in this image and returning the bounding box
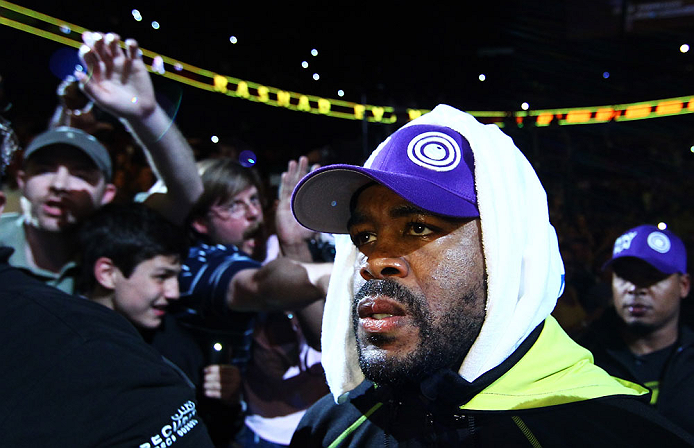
[15,169,26,190]
[191,216,210,235]
[680,273,691,299]
[93,257,118,290]
[99,183,117,206]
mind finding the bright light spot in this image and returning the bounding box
[680,44,690,53]
[657,222,667,230]
[152,56,165,74]
[229,36,238,44]
[603,71,610,79]
[239,150,257,167]
[521,102,530,110]
[211,135,219,143]
[311,49,318,56]
[132,9,142,21]
[174,63,183,71]
[213,342,223,352]
[151,21,160,30]
[690,145,694,153]
[313,73,320,80]
[131,97,138,104]
[301,61,309,69]
[75,65,84,72]
[59,24,71,34]
[478,74,486,81]
[337,89,345,97]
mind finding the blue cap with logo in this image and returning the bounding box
[603,224,688,275]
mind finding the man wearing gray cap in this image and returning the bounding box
[0,32,202,293]
[579,224,693,435]
[288,105,694,446]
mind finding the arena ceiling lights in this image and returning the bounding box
[2,0,693,128]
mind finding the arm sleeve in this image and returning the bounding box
[178,243,261,317]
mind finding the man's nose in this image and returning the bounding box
[359,244,409,281]
[245,201,261,218]
[49,166,71,191]
[625,281,645,295]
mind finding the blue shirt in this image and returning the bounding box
[176,242,261,370]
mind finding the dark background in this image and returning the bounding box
[2,1,694,324]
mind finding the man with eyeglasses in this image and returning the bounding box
[168,157,332,446]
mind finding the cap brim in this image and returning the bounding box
[602,254,679,275]
[292,164,478,234]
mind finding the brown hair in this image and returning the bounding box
[188,157,266,223]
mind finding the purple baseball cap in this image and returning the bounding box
[291,124,478,234]
[603,224,688,275]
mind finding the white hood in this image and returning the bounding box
[321,104,565,402]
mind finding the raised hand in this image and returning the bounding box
[276,156,320,258]
[75,32,156,120]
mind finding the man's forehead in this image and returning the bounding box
[612,257,669,282]
[231,184,259,199]
[350,183,460,222]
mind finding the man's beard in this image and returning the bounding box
[352,279,485,387]
[623,320,661,337]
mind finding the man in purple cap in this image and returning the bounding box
[289,105,694,446]
[578,224,693,435]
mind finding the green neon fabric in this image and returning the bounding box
[461,317,648,410]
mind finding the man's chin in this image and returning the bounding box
[357,344,426,387]
[624,320,658,336]
[38,217,78,233]
[26,215,72,233]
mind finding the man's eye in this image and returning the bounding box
[351,232,375,247]
[407,223,433,236]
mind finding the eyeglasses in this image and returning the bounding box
[211,194,262,219]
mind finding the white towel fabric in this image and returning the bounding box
[321,104,565,402]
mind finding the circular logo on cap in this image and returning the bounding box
[406,131,461,172]
[647,231,671,253]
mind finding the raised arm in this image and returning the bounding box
[274,156,328,348]
[225,258,331,312]
[75,32,202,225]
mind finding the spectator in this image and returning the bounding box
[0,32,202,293]
[0,113,214,447]
[578,224,694,435]
[234,157,331,447]
[77,202,242,445]
[149,156,331,444]
[288,104,694,446]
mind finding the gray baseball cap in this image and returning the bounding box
[24,126,112,180]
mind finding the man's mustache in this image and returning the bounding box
[242,221,264,239]
[354,279,420,309]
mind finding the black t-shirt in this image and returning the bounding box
[0,248,214,447]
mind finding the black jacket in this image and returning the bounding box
[578,309,694,436]
[0,248,214,447]
[291,319,694,447]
